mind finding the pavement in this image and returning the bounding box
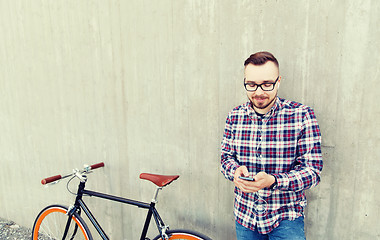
[0,218,32,240]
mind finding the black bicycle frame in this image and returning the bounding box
[66,180,167,240]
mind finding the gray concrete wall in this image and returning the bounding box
[0,0,379,239]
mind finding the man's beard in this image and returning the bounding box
[250,94,277,110]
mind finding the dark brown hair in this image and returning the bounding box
[244,51,279,68]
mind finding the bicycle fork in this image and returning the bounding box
[62,206,79,240]
[61,178,86,240]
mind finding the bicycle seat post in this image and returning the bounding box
[152,186,163,203]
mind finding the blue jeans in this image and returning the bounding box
[235,217,306,240]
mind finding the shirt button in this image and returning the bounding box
[256,205,265,211]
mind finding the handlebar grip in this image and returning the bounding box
[41,175,62,185]
[90,162,105,170]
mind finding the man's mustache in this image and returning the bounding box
[253,96,268,100]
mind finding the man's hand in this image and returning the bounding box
[234,166,275,193]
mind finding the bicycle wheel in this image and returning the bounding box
[32,204,92,240]
[152,229,212,240]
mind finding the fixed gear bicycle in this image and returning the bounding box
[32,162,211,240]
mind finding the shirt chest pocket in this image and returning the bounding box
[263,127,301,165]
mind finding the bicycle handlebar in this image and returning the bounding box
[41,162,105,185]
[90,162,105,170]
[41,175,62,185]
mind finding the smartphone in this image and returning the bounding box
[239,176,255,181]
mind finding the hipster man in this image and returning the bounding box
[221,51,323,239]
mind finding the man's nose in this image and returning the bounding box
[255,86,265,95]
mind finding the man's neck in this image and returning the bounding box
[255,111,265,118]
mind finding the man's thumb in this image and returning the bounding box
[242,166,249,177]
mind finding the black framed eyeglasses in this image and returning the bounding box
[244,76,279,92]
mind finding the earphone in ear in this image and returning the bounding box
[277,82,280,89]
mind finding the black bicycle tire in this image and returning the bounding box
[152,229,212,240]
[32,204,93,240]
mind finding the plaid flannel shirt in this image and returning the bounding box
[221,97,323,234]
